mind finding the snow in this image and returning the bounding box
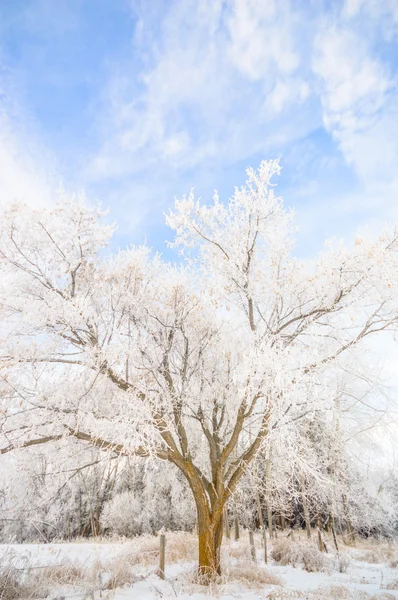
[1,537,397,599]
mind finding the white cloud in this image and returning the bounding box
[2,0,397,252]
[313,27,390,130]
[313,22,398,218]
[87,0,316,183]
[343,0,398,38]
[0,108,55,209]
[265,77,310,114]
[227,0,299,80]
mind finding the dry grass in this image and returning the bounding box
[224,562,283,588]
[270,538,328,572]
[117,534,159,566]
[110,531,197,569]
[94,557,137,590]
[1,531,397,598]
[224,540,252,561]
[0,532,196,598]
[356,550,386,564]
[181,561,283,596]
[0,560,88,599]
[315,586,370,599]
[178,534,283,595]
[0,553,136,598]
[349,537,398,565]
[267,586,395,600]
[384,579,398,590]
[0,565,27,600]
[267,589,309,599]
[164,531,197,563]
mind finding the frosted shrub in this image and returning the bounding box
[389,557,398,568]
[385,580,398,590]
[100,491,143,537]
[271,538,327,572]
[356,550,385,564]
[337,552,351,573]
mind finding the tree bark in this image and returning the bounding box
[317,515,324,552]
[300,473,311,539]
[233,509,240,540]
[197,514,223,578]
[224,507,230,539]
[331,518,339,552]
[255,490,268,563]
[266,458,273,539]
[342,494,355,544]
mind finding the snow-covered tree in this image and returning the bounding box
[1,161,398,578]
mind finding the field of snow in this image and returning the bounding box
[0,532,397,599]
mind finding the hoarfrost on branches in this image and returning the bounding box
[1,160,397,576]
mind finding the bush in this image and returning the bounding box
[270,538,327,572]
[389,557,398,568]
[385,580,398,590]
[100,491,143,537]
[336,552,351,573]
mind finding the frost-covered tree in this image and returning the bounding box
[1,161,398,578]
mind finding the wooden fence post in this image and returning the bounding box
[159,534,166,579]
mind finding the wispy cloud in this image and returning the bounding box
[0,95,56,208]
[0,0,398,249]
[311,2,398,229]
[87,0,319,182]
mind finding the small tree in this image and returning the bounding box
[1,161,398,579]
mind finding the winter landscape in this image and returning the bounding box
[1,1,398,599]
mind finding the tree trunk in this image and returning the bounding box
[266,458,273,539]
[300,473,311,539]
[331,518,339,552]
[233,509,240,540]
[342,494,355,544]
[317,515,324,552]
[173,457,226,581]
[224,507,230,539]
[197,515,223,579]
[254,487,268,563]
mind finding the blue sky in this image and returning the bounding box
[0,0,398,258]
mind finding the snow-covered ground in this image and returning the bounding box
[0,533,397,599]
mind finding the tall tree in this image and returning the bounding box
[1,161,398,579]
